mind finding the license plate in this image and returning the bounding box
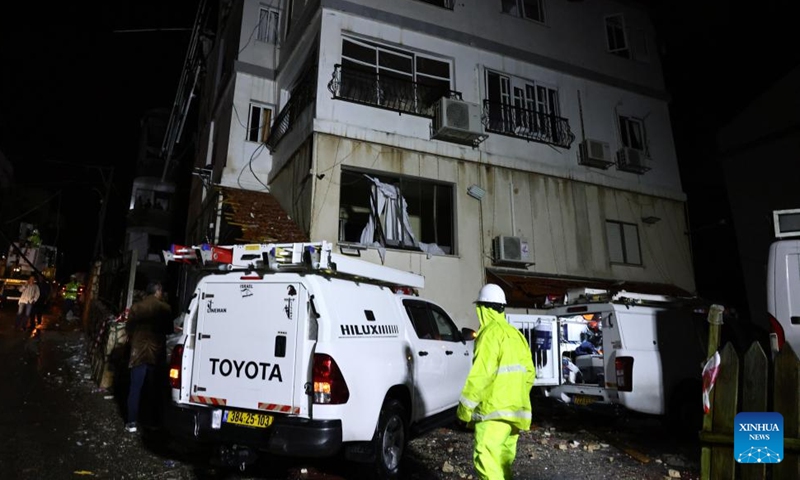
[223,410,274,429]
[573,395,598,406]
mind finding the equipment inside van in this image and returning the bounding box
[508,289,706,429]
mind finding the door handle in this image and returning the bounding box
[198,333,211,340]
[418,351,429,356]
[445,350,454,355]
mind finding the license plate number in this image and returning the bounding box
[573,395,598,406]
[223,410,274,429]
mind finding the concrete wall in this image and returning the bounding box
[218,72,277,191]
[308,133,694,329]
[291,0,665,93]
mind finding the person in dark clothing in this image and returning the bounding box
[125,281,173,433]
[32,276,51,329]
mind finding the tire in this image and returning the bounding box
[372,398,407,479]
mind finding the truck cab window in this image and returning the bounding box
[430,305,460,342]
[404,302,439,340]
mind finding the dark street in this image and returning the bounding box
[0,305,700,480]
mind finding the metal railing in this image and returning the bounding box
[266,68,317,152]
[482,100,575,149]
[328,64,461,118]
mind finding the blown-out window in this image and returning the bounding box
[339,169,455,255]
[247,103,273,143]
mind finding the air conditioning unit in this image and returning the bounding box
[579,139,612,167]
[431,98,485,145]
[492,236,531,264]
[616,147,650,173]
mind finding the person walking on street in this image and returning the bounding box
[15,276,40,331]
[457,284,536,480]
[32,275,51,329]
[125,281,173,433]
[62,275,80,320]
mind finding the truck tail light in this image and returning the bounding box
[313,354,349,404]
[169,343,185,389]
[615,356,634,392]
[768,313,786,351]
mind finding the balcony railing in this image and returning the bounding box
[482,100,575,149]
[328,64,461,118]
[266,68,317,152]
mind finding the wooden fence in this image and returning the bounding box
[82,251,138,390]
[700,306,800,479]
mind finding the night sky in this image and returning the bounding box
[1,1,798,319]
[0,0,198,278]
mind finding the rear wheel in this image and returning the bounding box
[372,398,407,479]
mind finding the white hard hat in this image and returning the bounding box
[476,283,506,305]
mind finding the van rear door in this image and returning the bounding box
[507,314,559,386]
[189,280,304,414]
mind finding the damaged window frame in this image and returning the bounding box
[338,168,456,256]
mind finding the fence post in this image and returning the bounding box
[701,304,725,480]
[773,344,800,480]
[741,342,768,480]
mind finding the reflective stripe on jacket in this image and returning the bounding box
[64,282,79,300]
[457,305,536,430]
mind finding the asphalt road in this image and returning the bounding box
[0,305,700,479]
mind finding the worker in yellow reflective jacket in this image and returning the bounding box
[62,275,80,319]
[457,283,536,480]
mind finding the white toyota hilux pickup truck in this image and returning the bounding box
[163,241,474,478]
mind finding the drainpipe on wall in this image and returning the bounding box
[510,180,516,236]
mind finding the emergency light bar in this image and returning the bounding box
[162,241,425,289]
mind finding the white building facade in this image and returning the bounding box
[185,0,694,329]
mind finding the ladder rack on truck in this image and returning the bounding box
[163,240,425,289]
[564,288,695,307]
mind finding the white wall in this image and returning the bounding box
[238,0,284,69]
[219,72,277,191]
[312,9,683,202]
[323,0,664,91]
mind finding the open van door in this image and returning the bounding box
[507,314,560,386]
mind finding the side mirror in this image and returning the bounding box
[461,327,477,343]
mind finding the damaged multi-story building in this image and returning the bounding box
[165,0,695,326]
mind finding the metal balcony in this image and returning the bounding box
[266,69,317,152]
[482,100,575,149]
[327,64,461,118]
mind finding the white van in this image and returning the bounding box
[508,291,706,428]
[163,241,474,478]
[767,239,800,354]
